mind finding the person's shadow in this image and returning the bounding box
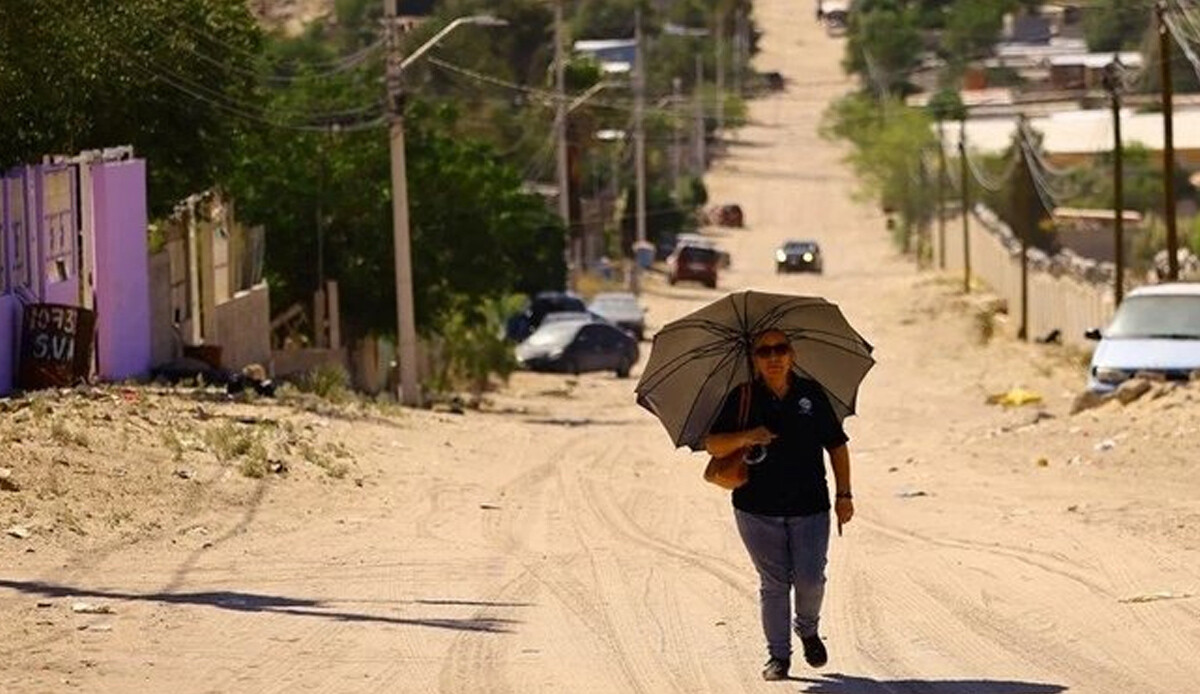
[796,673,1067,693]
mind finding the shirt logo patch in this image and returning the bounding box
[797,397,813,416]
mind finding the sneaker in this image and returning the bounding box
[801,635,828,667]
[762,657,790,681]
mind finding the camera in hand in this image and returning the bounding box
[744,444,767,465]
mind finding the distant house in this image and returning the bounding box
[1047,52,1142,91]
[574,39,638,75]
[950,108,1200,171]
[387,0,434,32]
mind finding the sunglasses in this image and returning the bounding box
[753,342,791,358]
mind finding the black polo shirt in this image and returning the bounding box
[710,374,849,517]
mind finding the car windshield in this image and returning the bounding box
[525,320,584,347]
[785,242,816,252]
[1106,295,1200,339]
[679,246,717,262]
[592,295,636,310]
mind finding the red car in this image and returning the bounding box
[668,245,719,288]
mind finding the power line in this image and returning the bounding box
[121,58,385,133]
[148,6,385,74]
[121,5,387,86]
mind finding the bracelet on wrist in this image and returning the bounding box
[836,491,853,499]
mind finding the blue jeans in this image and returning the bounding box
[734,509,831,661]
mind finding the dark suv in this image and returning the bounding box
[776,240,823,274]
[505,291,587,342]
[668,245,719,288]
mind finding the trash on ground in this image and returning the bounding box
[1119,591,1194,604]
[5,525,31,539]
[986,388,1043,407]
[72,602,114,615]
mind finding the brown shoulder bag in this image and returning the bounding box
[703,383,752,490]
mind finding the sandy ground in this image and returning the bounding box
[4,1,1200,692]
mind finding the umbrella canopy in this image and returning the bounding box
[635,290,875,450]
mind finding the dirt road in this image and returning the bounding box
[4,1,1199,692]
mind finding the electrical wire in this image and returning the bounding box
[122,58,386,133]
[149,5,385,73]
[105,39,386,125]
[112,2,387,87]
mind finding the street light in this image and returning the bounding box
[385,10,508,406]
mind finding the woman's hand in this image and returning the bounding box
[741,426,776,447]
[834,497,854,534]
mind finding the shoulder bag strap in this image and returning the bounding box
[736,382,752,429]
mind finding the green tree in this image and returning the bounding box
[228,100,564,339]
[941,0,1009,67]
[1085,0,1152,52]
[0,0,264,216]
[843,3,923,96]
[822,93,937,251]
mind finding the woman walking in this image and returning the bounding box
[704,328,855,681]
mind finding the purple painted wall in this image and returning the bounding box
[36,166,79,306]
[92,160,151,381]
[0,294,16,395]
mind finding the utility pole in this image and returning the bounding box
[672,76,682,198]
[715,11,726,138]
[733,6,745,100]
[554,0,573,289]
[632,6,647,294]
[959,129,971,294]
[384,0,420,406]
[694,54,706,175]
[1157,2,1180,281]
[937,118,947,270]
[1104,59,1126,306]
[1014,117,1037,342]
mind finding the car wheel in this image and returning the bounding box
[564,357,580,375]
[704,278,717,289]
[615,355,632,378]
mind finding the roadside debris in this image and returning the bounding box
[986,388,1043,407]
[1094,439,1117,452]
[0,467,19,492]
[1115,379,1153,405]
[71,602,114,615]
[5,526,31,539]
[1119,591,1194,604]
[1071,390,1113,414]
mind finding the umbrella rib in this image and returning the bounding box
[779,326,874,354]
[750,297,829,334]
[676,342,746,448]
[636,336,739,394]
[656,318,742,338]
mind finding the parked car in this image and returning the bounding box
[588,292,647,341]
[776,240,824,274]
[541,310,602,326]
[667,244,720,288]
[673,234,730,269]
[1085,283,1200,393]
[708,204,744,228]
[514,318,639,378]
[505,291,587,342]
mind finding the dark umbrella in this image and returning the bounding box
[635,290,874,450]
